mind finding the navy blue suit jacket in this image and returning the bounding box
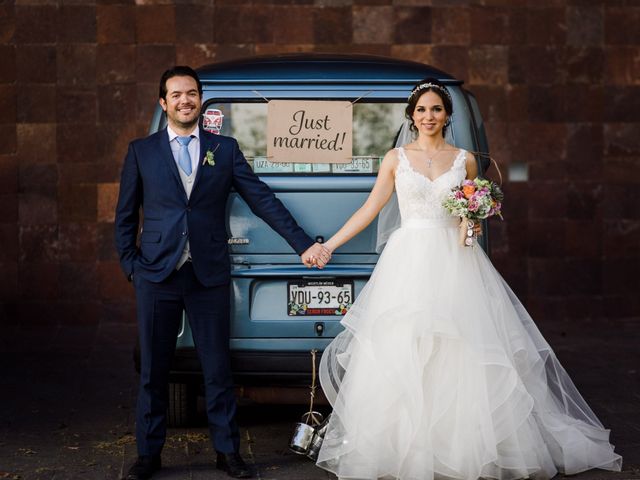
[114,127,314,286]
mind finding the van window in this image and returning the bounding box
[200,101,406,175]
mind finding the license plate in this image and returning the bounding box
[287,280,353,316]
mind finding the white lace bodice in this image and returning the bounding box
[395,147,467,221]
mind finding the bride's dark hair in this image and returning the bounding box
[405,78,453,138]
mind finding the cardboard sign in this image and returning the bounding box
[267,100,353,164]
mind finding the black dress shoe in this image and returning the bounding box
[124,455,161,480]
[216,451,252,478]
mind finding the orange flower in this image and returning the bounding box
[462,185,476,199]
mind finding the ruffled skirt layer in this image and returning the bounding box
[317,218,622,480]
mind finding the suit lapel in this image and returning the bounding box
[157,129,188,200]
[192,128,220,193]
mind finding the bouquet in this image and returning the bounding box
[442,178,504,247]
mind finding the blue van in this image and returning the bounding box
[145,54,491,425]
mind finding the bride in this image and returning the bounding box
[312,78,622,480]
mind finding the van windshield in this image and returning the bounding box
[200,101,406,175]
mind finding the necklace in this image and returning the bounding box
[408,144,446,168]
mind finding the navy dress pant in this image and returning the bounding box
[134,262,239,456]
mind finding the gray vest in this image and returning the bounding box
[176,166,197,269]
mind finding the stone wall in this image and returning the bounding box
[1,0,639,330]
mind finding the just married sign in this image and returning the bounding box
[266,100,353,164]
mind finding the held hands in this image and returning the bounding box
[301,243,332,269]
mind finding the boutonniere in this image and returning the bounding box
[202,144,220,166]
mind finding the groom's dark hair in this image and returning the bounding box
[159,66,203,99]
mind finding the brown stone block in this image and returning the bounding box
[19,185,58,225]
[59,262,98,299]
[17,302,61,327]
[56,301,101,326]
[211,44,255,63]
[18,224,58,262]
[58,222,98,262]
[15,5,58,43]
[469,6,509,45]
[0,85,16,123]
[59,183,97,222]
[603,184,639,220]
[605,87,640,122]
[393,6,431,44]
[527,86,566,123]
[564,295,603,321]
[96,45,136,85]
[604,123,640,156]
[17,84,57,123]
[604,46,640,86]
[469,86,507,123]
[567,6,602,46]
[565,47,604,84]
[100,300,136,326]
[605,6,640,45]
[504,85,527,122]
[59,5,96,43]
[389,44,433,64]
[430,46,467,83]
[0,155,18,194]
[57,44,96,88]
[16,45,55,83]
[56,89,97,124]
[528,160,568,183]
[96,122,137,164]
[19,262,59,300]
[0,193,17,224]
[19,164,58,189]
[564,258,602,295]
[482,121,509,161]
[508,123,567,165]
[603,257,640,295]
[469,45,509,85]
[528,182,568,219]
[97,222,118,261]
[136,5,175,44]
[0,3,15,44]
[603,219,640,259]
[314,44,390,56]
[136,83,158,124]
[511,46,564,85]
[17,123,56,165]
[97,182,119,223]
[272,6,314,44]
[526,7,566,45]
[175,4,213,44]
[0,125,17,155]
[213,5,274,44]
[431,6,469,45]
[565,85,604,122]
[0,262,18,302]
[567,181,603,220]
[566,124,602,179]
[500,182,528,220]
[528,258,568,296]
[355,6,395,45]
[527,219,565,258]
[0,45,15,83]
[603,156,640,185]
[97,84,137,123]
[57,123,97,163]
[136,45,175,84]
[312,7,352,44]
[603,294,640,319]
[565,219,601,258]
[58,162,99,185]
[96,5,135,44]
[98,260,133,300]
[506,219,529,257]
[176,43,218,67]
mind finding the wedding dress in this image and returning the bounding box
[316,147,622,480]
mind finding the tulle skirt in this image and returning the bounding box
[317,218,622,480]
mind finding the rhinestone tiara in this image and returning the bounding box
[408,82,452,102]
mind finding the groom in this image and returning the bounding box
[115,66,330,479]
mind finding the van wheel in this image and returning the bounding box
[168,383,195,427]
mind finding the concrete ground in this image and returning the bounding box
[0,317,638,479]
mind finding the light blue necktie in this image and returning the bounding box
[176,135,193,175]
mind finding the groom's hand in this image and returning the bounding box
[301,243,332,269]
